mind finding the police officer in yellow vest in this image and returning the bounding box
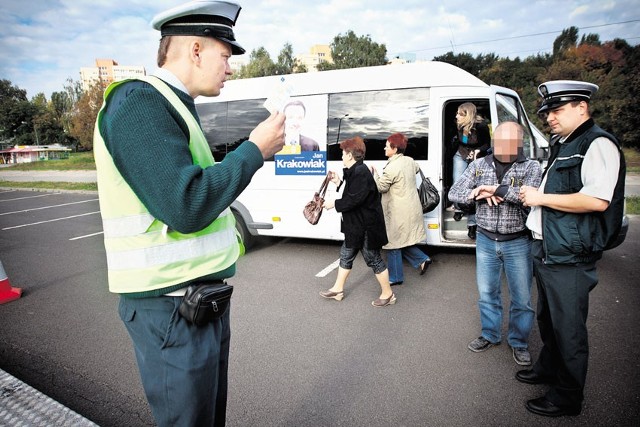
[93,1,285,425]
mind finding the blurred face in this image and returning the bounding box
[493,123,522,163]
[384,140,397,158]
[455,109,466,125]
[544,101,588,137]
[284,105,305,137]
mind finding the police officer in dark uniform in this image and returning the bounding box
[518,80,626,417]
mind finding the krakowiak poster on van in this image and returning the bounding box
[274,94,327,176]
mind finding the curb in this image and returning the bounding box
[0,368,98,426]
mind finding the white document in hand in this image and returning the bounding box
[263,77,294,113]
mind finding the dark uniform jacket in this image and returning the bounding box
[335,160,388,249]
[541,119,626,264]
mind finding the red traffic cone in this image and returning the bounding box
[0,260,22,304]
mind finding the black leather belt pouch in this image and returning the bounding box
[178,281,233,326]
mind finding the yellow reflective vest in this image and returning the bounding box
[93,76,242,295]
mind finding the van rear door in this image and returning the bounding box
[488,85,548,161]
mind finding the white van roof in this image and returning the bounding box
[197,61,488,103]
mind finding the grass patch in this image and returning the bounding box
[0,181,97,192]
[627,196,640,215]
[1,151,96,171]
[624,147,640,173]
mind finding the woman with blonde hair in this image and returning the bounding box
[451,102,491,239]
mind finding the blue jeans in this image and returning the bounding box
[119,295,231,427]
[387,246,431,283]
[452,151,476,227]
[475,232,534,348]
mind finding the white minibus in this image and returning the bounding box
[195,61,549,249]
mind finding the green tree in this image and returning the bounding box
[318,30,387,71]
[580,33,601,46]
[0,80,32,145]
[553,26,579,56]
[433,52,499,78]
[274,43,307,75]
[233,47,275,79]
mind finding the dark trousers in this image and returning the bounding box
[531,240,598,407]
[119,295,231,427]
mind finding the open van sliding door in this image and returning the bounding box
[488,85,548,161]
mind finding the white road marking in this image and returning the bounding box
[69,231,104,241]
[2,211,100,230]
[0,193,59,202]
[0,199,98,216]
[316,259,340,277]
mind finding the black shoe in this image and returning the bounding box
[390,281,403,286]
[453,212,463,221]
[419,259,432,276]
[467,225,477,239]
[526,397,581,417]
[515,369,553,385]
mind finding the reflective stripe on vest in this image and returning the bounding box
[94,76,241,294]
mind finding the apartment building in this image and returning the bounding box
[80,59,146,91]
[295,44,333,72]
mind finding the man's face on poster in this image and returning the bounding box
[285,104,305,138]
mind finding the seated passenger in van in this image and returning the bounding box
[450,102,491,239]
[277,100,320,154]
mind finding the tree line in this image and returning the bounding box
[1,26,638,151]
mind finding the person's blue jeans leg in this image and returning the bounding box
[467,213,477,227]
[119,296,230,427]
[452,152,468,213]
[386,249,404,283]
[402,245,431,268]
[452,151,476,226]
[502,236,535,348]
[475,232,503,343]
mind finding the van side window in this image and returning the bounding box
[327,88,430,161]
[495,94,534,158]
[197,99,270,162]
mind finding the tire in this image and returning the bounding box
[233,211,255,250]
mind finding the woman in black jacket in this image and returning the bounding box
[320,136,396,307]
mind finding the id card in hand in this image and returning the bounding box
[263,77,294,113]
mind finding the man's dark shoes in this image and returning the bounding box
[467,225,477,239]
[390,281,403,286]
[453,211,463,221]
[515,369,553,385]
[468,336,499,352]
[526,397,581,417]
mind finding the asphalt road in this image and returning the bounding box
[0,170,639,196]
[0,190,639,426]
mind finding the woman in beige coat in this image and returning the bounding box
[373,133,432,285]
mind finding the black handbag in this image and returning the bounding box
[417,168,440,213]
[178,282,233,326]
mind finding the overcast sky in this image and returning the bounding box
[1,0,638,99]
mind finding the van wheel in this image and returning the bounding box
[233,211,255,250]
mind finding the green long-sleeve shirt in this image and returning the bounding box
[99,79,263,296]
